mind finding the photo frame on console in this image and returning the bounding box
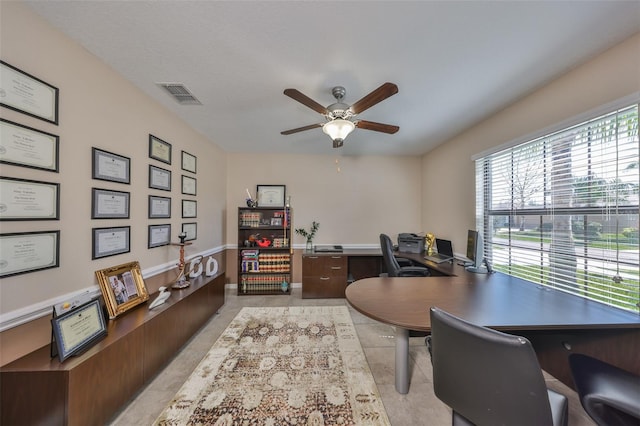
[95,261,149,319]
[50,298,107,362]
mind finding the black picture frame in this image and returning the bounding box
[181,175,197,196]
[149,164,171,191]
[149,134,172,164]
[148,195,171,219]
[0,230,60,278]
[92,147,131,184]
[0,118,59,172]
[182,222,197,241]
[256,184,286,207]
[181,150,197,174]
[182,199,197,218]
[148,223,171,248]
[0,60,59,125]
[92,226,131,260]
[51,298,107,362]
[92,188,130,219]
[0,177,60,221]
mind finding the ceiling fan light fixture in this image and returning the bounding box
[323,119,355,145]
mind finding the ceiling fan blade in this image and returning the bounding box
[283,89,328,114]
[280,123,323,135]
[356,120,399,134]
[349,82,398,114]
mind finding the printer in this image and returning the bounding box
[397,233,425,254]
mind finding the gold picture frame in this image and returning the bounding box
[95,261,149,319]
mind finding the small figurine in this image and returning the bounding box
[426,233,436,255]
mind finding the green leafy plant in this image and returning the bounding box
[295,221,319,243]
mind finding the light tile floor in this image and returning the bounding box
[109,286,595,425]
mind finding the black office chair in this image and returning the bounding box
[569,353,640,426]
[379,233,430,277]
[428,306,568,426]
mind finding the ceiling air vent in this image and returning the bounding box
[157,82,202,105]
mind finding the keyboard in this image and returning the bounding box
[424,253,454,264]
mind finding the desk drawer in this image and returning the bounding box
[302,255,348,298]
[302,255,347,277]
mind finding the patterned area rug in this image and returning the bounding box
[154,306,390,425]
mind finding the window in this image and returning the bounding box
[476,104,639,312]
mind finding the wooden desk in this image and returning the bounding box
[345,268,640,394]
[301,248,455,298]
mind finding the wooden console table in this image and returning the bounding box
[1,273,225,426]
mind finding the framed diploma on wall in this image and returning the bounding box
[181,150,197,173]
[0,230,60,278]
[182,199,197,218]
[0,177,60,221]
[92,147,130,184]
[149,164,171,191]
[148,223,171,248]
[0,61,59,125]
[0,118,59,172]
[149,134,172,164]
[92,188,130,219]
[92,226,131,259]
[181,175,197,195]
[148,195,171,219]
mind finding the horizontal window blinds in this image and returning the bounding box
[476,105,639,312]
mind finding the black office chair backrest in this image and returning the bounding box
[429,306,556,426]
[380,233,402,277]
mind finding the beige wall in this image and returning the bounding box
[225,153,423,283]
[421,32,640,251]
[0,3,227,364]
[226,153,422,246]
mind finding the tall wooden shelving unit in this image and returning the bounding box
[237,206,292,295]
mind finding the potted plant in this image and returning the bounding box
[295,221,319,251]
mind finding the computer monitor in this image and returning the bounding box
[465,230,487,273]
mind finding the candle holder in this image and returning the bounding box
[172,235,192,289]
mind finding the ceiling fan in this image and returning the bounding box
[281,82,399,148]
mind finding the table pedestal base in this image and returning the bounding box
[395,327,410,394]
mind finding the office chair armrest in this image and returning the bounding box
[570,353,640,424]
[397,266,430,277]
[397,257,413,267]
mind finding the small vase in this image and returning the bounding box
[306,240,313,251]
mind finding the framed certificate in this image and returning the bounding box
[182,199,197,218]
[257,185,286,207]
[0,61,59,125]
[148,195,171,219]
[149,164,171,191]
[182,222,197,241]
[95,261,149,319]
[92,188,130,219]
[0,118,59,172]
[51,298,107,362]
[181,175,197,195]
[149,134,172,164]
[0,177,60,221]
[92,226,131,259]
[0,230,60,278]
[181,150,197,173]
[92,148,130,184]
[148,223,171,248]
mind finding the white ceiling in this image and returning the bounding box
[26,1,640,156]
